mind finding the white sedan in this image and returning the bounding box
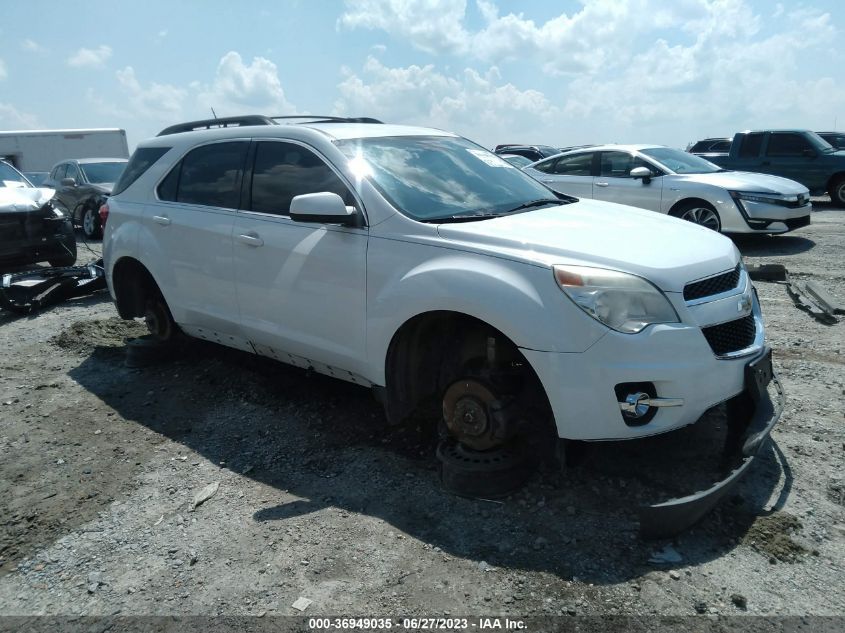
[525,144,812,233]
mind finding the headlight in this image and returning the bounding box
[553,265,679,334]
[730,191,798,205]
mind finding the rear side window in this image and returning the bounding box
[552,153,593,176]
[248,141,354,215]
[159,141,248,209]
[532,158,555,173]
[738,133,764,158]
[113,147,170,196]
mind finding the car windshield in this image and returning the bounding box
[80,162,126,184]
[806,132,835,153]
[0,162,31,188]
[640,148,722,174]
[335,136,562,221]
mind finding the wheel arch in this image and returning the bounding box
[668,196,716,217]
[381,310,550,427]
[111,256,162,319]
[826,171,845,203]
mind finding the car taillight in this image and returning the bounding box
[99,202,109,226]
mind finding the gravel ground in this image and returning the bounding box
[0,205,843,618]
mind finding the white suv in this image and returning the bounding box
[102,115,782,536]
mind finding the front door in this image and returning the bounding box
[592,151,663,212]
[233,139,369,379]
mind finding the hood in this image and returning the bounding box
[436,199,738,293]
[675,171,808,194]
[0,187,56,213]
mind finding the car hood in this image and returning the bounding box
[673,171,809,194]
[0,187,56,213]
[436,199,738,293]
[92,183,115,194]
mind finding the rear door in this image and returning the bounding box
[144,140,248,345]
[529,152,595,198]
[592,151,663,212]
[233,139,369,378]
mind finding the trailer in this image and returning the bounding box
[0,129,129,172]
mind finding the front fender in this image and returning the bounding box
[364,240,607,385]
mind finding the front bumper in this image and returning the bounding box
[639,346,784,537]
[731,197,812,234]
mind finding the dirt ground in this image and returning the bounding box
[0,204,843,619]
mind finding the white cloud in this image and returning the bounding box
[338,0,469,54]
[196,51,296,116]
[116,66,187,118]
[334,56,557,146]
[0,59,6,80]
[0,103,40,129]
[67,45,112,68]
[21,39,48,54]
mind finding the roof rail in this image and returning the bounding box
[270,115,384,124]
[157,115,277,137]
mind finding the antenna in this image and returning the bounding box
[211,107,218,119]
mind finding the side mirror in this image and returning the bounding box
[630,166,653,183]
[290,192,361,227]
[61,177,77,187]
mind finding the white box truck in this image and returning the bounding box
[0,128,129,172]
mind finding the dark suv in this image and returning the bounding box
[0,160,76,270]
[45,158,128,239]
[493,144,560,162]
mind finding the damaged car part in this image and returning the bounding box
[0,258,106,315]
[638,346,784,539]
[1,160,77,269]
[747,262,840,324]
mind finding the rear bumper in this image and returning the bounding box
[639,346,784,538]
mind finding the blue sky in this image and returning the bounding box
[1,0,842,151]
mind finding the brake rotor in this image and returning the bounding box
[442,379,501,451]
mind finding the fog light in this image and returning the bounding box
[614,382,684,427]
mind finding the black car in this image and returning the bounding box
[0,161,76,270]
[687,137,733,154]
[493,144,560,162]
[817,131,845,150]
[45,158,128,239]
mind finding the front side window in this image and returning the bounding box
[159,141,248,209]
[599,152,652,178]
[552,153,593,176]
[249,141,354,215]
[335,136,562,222]
[64,163,80,182]
[767,133,812,157]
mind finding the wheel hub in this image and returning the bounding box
[443,379,501,450]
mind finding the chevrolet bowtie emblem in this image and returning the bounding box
[738,294,753,313]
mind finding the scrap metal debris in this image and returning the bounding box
[747,262,841,325]
[190,481,220,511]
[0,258,106,315]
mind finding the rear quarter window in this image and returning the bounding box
[112,147,171,196]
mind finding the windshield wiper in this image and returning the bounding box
[422,212,510,223]
[502,198,562,213]
[423,199,563,224]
